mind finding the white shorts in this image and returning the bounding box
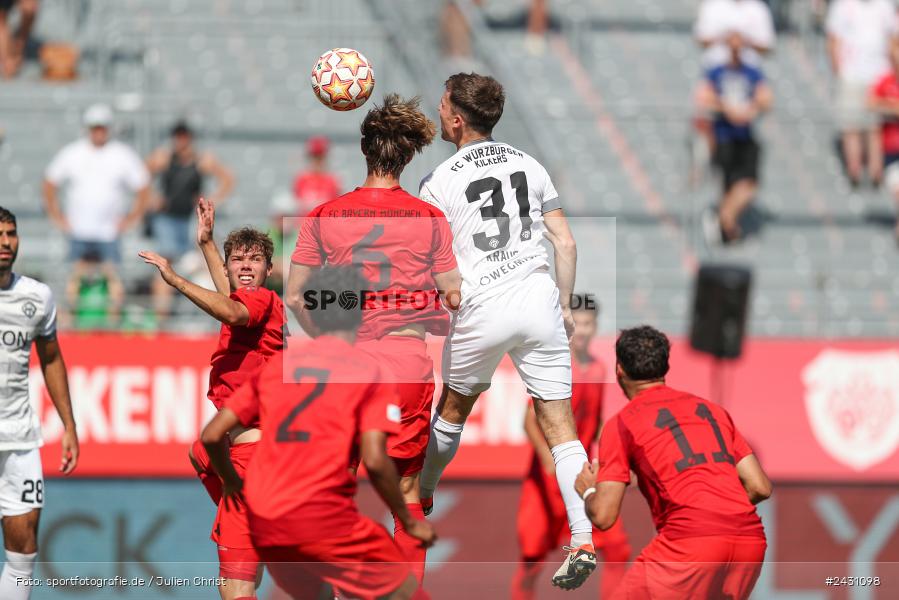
[443,271,572,400]
[0,449,44,517]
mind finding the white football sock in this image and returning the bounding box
[419,415,464,498]
[0,550,37,600]
[551,440,594,548]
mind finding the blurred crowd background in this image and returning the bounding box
[1,0,898,339]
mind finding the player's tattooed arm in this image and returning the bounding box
[139,250,250,325]
[196,198,231,296]
[575,459,626,531]
[362,430,437,548]
[736,455,773,505]
[201,408,244,510]
[35,336,79,474]
[543,208,577,338]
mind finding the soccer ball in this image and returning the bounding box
[310,48,375,112]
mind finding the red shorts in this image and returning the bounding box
[614,533,766,600]
[257,516,412,600]
[192,440,262,581]
[517,468,631,562]
[357,336,435,477]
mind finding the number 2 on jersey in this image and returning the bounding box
[466,171,532,252]
[655,403,736,472]
[276,368,330,442]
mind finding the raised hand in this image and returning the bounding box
[139,250,179,286]
[197,197,216,246]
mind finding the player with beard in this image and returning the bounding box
[0,206,79,600]
[286,94,461,583]
[576,326,771,599]
[140,199,284,600]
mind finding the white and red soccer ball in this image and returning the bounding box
[310,48,375,112]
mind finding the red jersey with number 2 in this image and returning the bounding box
[207,286,285,418]
[225,336,401,547]
[291,186,457,340]
[597,385,764,540]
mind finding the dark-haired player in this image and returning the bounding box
[418,73,592,589]
[0,206,79,600]
[286,94,461,582]
[140,199,284,600]
[576,326,771,600]
[202,267,435,600]
[513,296,630,599]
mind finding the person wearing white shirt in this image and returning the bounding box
[42,103,151,266]
[695,0,776,69]
[827,0,899,186]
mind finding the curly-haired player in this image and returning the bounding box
[287,94,461,583]
[140,200,284,600]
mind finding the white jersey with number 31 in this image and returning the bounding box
[419,140,561,303]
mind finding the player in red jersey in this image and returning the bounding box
[575,326,772,600]
[201,267,436,600]
[513,296,631,599]
[140,198,284,600]
[285,94,461,583]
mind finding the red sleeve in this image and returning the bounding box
[430,209,457,274]
[359,374,402,436]
[596,416,631,483]
[230,287,275,328]
[727,411,753,462]
[224,368,262,427]
[872,75,890,100]
[291,206,325,266]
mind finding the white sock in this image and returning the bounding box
[0,550,37,600]
[419,415,464,498]
[551,440,594,548]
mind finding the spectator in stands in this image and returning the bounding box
[869,43,899,243]
[699,32,773,244]
[64,249,124,331]
[691,0,774,186]
[441,0,548,61]
[145,120,234,320]
[43,103,151,312]
[292,135,340,216]
[827,0,898,188]
[0,0,38,78]
[695,0,776,69]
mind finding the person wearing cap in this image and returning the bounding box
[145,120,234,320]
[292,135,341,216]
[43,104,151,304]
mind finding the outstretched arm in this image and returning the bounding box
[139,250,249,325]
[575,459,627,530]
[362,430,437,548]
[35,336,78,474]
[196,198,231,296]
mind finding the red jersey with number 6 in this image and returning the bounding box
[225,336,401,547]
[291,186,457,341]
[597,385,764,540]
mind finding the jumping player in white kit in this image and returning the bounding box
[0,207,79,600]
[417,74,595,590]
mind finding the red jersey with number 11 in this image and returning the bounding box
[291,186,457,341]
[597,385,764,540]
